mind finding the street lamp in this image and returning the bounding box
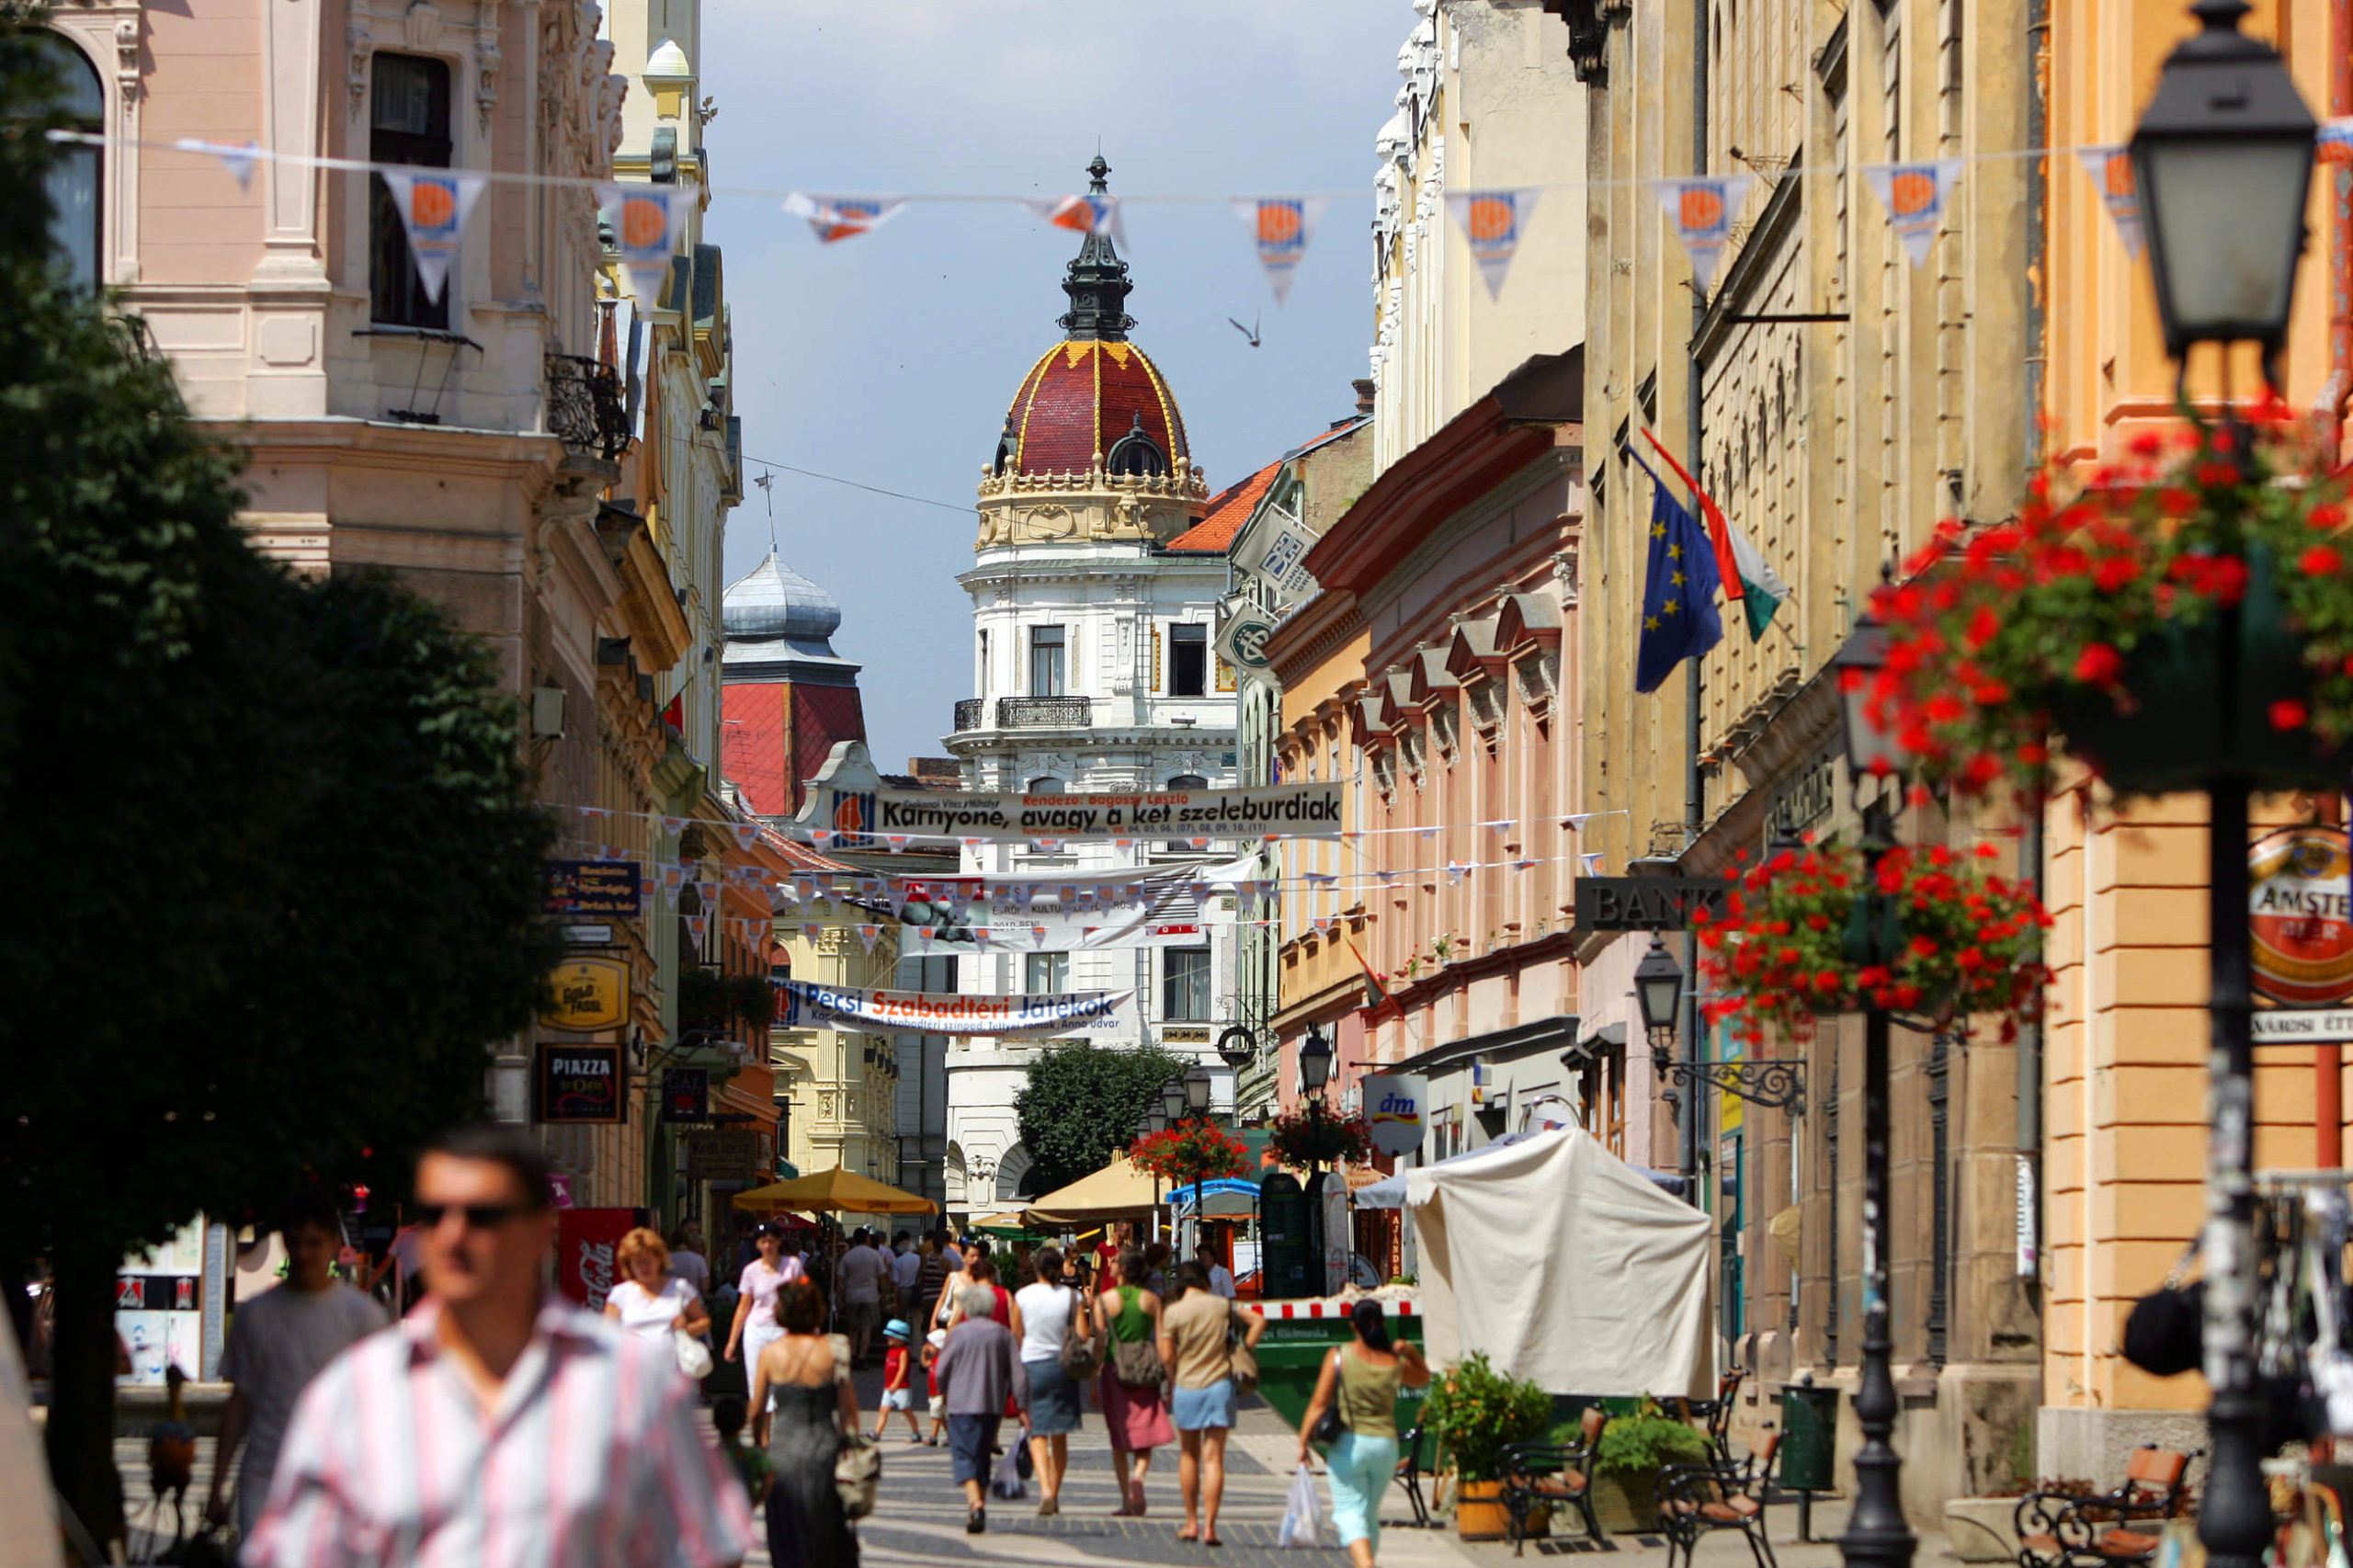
[1299,1023,1336,1281]
[2130,11,2318,1568]
[1299,1026,1333,1095]
[1160,1075,1188,1124]
[2129,0,2316,381]
[1182,1065,1217,1257]
[1826,614,1915,1568]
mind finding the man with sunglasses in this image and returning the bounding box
[244,1126,752,1568]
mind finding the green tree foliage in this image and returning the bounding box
[1013,1044,1188,1195]
[0,17,554,1541]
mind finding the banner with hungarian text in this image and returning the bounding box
[797,779,1345,845]
[774,980,1131,1037]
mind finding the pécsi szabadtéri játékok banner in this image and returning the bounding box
[774,980,1131,1037]
[797,780,1345,845]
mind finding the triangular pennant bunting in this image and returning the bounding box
[780,192,909,244]
[1023,192,1124,248]
[599,183,688,312]
[1580,853,1606,875]
[379,168,486,304]
[1861,161,1963,267]
[1443,188,1540,300]
[2075,147,2145,259]
[177,138,263,193]
[1652,175,1754,295]
[1232,197,1328,304]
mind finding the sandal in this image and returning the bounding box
[967,1506,986,1534]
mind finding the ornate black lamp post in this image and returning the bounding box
[1828,612,1915,1568]
[1299,1024,1336,1269]
[2128,9,2315,1567]
[1643,935,1808,1182]
[1183,1065,1216,1256]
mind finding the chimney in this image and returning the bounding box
[1352,379,1377,416]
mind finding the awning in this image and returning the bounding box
[1165,1178,1263,1218]
[1354,1131,1690,1207]
[1025,1154,1162,1224]
[731,1167,938,1215]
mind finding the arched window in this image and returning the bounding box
[29,33,102,289]
[1166,774,1208,790]
[1028,777,1064,795]
[369,54,452,328]
[1106,413,1166,477]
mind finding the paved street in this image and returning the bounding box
[111,1367,1927,1568]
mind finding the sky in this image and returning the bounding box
[700,1,1414,771]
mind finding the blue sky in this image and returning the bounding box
[700,1,1413,771]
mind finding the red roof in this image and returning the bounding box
[1001,340,1189,477]
[1165,459,1281,553]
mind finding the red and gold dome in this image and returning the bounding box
[997,339,1190,479]
[989,155,1191,483]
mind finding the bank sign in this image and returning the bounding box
[1360,1074,1428,1157]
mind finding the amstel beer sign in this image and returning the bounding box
[2250,827,2353,1007]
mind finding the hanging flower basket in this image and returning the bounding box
[1128,1119,1251,1186]
[1267,1105,1371,1168]
[1861,415,2353,797]
[1694,841,2051,1047]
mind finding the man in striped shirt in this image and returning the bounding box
[244,1126,752,1568]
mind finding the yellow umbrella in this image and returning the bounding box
[731,1167,938,1215]
[1025,1154,1163,1224]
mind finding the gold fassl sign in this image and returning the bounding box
[541,956,630,1032]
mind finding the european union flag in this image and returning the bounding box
[1635,472,1723,693]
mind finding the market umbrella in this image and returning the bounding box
[731,1167,938,1215]
[1025,1154,1162,1224]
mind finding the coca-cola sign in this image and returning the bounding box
[554,1208,639,1312]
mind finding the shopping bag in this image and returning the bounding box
[990,1443,1029,1500]
[1278,1462,1324,1549]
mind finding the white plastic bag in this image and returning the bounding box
[990,1442,1029,1500]
[1278,1462,1324,1549]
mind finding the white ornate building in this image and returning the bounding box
[938,160,1245,1216]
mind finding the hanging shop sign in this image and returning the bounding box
[540,956,631,1032]
[684,1130,764,1181]
[659,1066,710,1124]
[545,860,642,917]
[1574,876,1733,931]
[798,778,1344,846]
[1360,1074,1429,1158]
[773,979,1130,1036]
[2249,827,2353,1006]
[537,1044,626,1124]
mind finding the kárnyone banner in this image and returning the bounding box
[774,979,1132,1036]
[799,779,1345,844]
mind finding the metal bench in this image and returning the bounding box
[1500,1407,1609,1556]
[2014,1447,2199,1568]
[1659,1429,1782,1568]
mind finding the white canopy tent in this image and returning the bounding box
[1405,1126,1714,1397]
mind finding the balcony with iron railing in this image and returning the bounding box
[544,353,631,460]
[952,696,1092,732]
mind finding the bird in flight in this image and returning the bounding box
[1227,312,1261,348]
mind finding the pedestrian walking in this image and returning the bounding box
[835,1230,891,1364]
[922,1328,948,1446]
[749,1279,861,1568]
[930,1239,983,1332]
[1293,1300,1430,1568]
[605,1227,711,1349]
[1160,1257,1265,1547]
[243,1125,750,1568]
[932,1287,1029,1535]
[722,1223,799,1370]
[203,1188,388,1545]
[870,1321,925,1444]
[1094,1247,1173,1517]
[712,1394,772,1509]
[667,1226,710,1299]
[891,1232,922,1326]
[1142,1240,1172,1299]
[1013,1246,1084,1517]
[915,1234,950,1328]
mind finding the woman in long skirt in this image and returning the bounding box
[1093,1248,1174,1516]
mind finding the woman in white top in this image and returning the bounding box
[1013,1246,1085,1516]
[725,1223,802,1373]
[604,1226,710,1350]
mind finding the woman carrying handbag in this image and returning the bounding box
[1094,1247,1174,1517]
[1013,1246,1086,1516]
[1294,1300,1427,1568]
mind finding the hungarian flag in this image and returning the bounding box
[1347,937,1404,1023]
[1642,428,1787,641]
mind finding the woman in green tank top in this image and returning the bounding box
[1092,1248,1173,1515]
[1295,1300,1429,1567]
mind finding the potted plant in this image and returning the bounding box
[1694,840,2051,1047]
[1127,1119,1250,1187]
[1590,1400,1712,1533]
[1419,1351,1552,1540]
[1858,415,2353,798]
[1267,1104,1372,1170]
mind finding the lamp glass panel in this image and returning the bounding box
[2142,139,2312,340]
[1840,680,1907,778]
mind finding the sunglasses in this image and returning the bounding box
[415,1201,526,1231]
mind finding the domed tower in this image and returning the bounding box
[720,552,865,816]
[940,159,1244,1221]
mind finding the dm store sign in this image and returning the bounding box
[1359,1074,1428,1158]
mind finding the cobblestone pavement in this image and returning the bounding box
[108,1366,1944,1568]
